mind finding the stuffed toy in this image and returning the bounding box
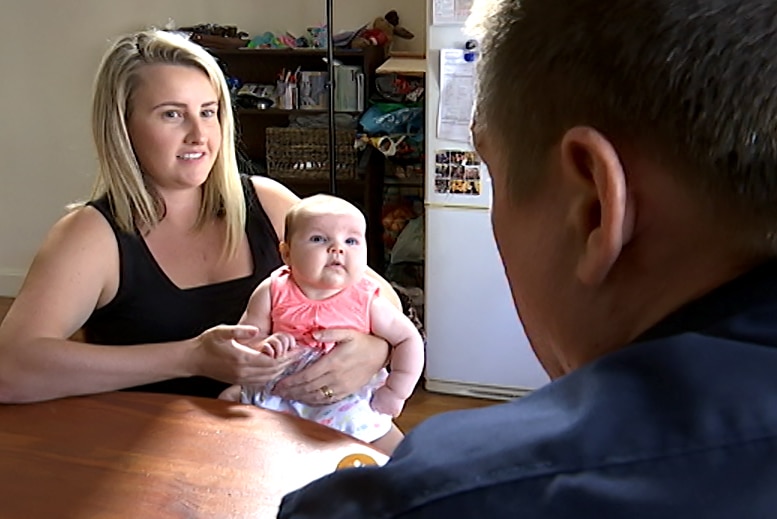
[351,10,414,56]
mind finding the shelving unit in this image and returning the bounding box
[209,46,384,162]
[236,108,362,117]
[207,45,387,267]
[371,56,427,274]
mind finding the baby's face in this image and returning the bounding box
[285,211,368,291]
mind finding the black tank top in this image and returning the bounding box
[84,175,283,397]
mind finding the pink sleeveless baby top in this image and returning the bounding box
[270,265,379,350]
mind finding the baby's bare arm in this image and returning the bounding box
[369,296,425,402]
[239,277,273,342]
[224,277,288,401]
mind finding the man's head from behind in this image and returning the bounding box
[471,0,777,376]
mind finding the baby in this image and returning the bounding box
[221,194,425,453]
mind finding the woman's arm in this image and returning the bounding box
[0,207,285,403]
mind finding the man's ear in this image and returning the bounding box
[279,241,291,265]
[560,126,634,286]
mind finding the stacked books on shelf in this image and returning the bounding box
[298,71,328,110]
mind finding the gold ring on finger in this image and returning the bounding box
[320,385,334,399]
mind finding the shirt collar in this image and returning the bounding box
[634,259,777,343]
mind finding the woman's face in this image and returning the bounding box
[127,64,221,193]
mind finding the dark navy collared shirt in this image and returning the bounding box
[278,261,777,518]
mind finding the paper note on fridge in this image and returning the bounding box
[437,49,476,144]
[433,0,474,25]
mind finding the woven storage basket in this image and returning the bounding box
[265,127,357,180]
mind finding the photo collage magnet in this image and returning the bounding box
[434,150,481,195]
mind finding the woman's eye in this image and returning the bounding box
[309,235,326,243]
[162,110,182,120]
[201,108,217,118]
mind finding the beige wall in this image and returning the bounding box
[0,0,425,296]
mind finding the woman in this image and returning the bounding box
[0,30,394,404]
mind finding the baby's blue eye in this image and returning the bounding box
[309,235,326,243]
[345,237,359,246]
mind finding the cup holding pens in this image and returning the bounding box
[277,79,298,110]
[277,80,289,110]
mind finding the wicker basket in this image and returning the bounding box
[265,127,357,180]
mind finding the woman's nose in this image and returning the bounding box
[186,118,206,144]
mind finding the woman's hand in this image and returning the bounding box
[272,328,390,405]
[218,384,243,401]
[189,325,295,386]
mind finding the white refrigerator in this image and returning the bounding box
[423,3,548,400]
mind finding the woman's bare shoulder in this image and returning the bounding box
[5,204,120,339]
[47,205,116,249]
[249,176,300,240]
[250,175,298,202]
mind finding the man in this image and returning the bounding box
[278,0,777,517]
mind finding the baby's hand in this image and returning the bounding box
[260,332,296,358]
[371,387,406,417]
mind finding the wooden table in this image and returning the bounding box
[0,392,388,518]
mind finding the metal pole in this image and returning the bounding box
[326,0,337,194]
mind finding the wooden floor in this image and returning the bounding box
[0,296,497,432]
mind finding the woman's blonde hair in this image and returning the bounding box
[90,29,245,258]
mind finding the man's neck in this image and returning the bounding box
[560,244,763,375]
